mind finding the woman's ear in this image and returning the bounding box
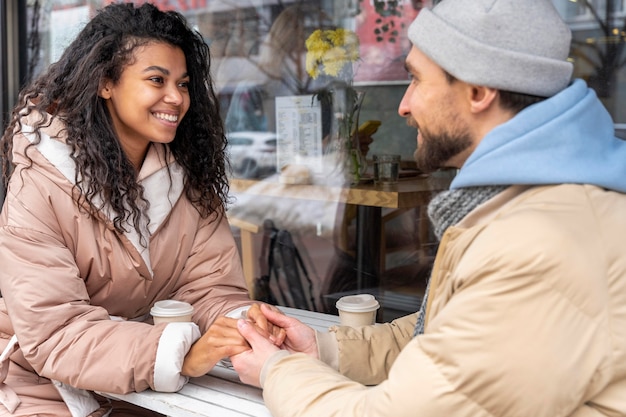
[98,80,113,99]
[468,85,498,114]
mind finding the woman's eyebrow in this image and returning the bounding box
[142,65,170,75]
[142,66,189,79]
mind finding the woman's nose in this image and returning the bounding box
[164,84,184,105]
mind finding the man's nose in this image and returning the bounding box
[398,86,412,118]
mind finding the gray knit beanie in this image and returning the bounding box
[408,0,573,97]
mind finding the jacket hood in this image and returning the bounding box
[451,79,626,193]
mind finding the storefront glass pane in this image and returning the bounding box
[24,0,443,319]
[553,0,626,129]
[22,0,624,317]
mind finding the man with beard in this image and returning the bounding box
[230,0,626,415]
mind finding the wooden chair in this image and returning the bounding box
[227,215,261,299]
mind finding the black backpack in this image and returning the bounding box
[253,219,318,311]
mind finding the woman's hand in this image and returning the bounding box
[245,303,287,346]
[181,316,250,377]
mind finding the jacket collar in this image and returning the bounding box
[18,111,185,275]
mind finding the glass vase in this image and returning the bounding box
[327,87,366,186]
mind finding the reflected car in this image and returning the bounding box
[226,131,278,179]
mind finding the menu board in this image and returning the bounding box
[275,95,324,173]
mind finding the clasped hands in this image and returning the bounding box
[181,303,316,384]
[231,303,319,387]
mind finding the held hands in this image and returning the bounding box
[181,303,284,378]
[257,304,318,357]
[245,303,287,346]
[231,304,318,387]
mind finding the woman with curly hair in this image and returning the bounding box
[0,3,278,416]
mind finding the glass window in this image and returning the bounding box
[21,0,624,317]
[558,0,591,18]
[552,0,626,127]
[23,0,441,320]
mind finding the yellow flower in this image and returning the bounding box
[305,28,365,183]
[305,28,360,79]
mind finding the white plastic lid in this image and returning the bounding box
[150,300,194,317]
[336,294,380,313]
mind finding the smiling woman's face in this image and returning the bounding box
[99,42,190,170]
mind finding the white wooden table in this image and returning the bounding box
[99,307,340,417]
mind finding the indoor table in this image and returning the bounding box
[229,173,452,291]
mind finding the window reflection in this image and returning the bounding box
[553,0,626,126]
[26,1,625,133]
[23,0,625,317]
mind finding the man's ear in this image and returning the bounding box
[468,85,498,114]
[98,80,113,99]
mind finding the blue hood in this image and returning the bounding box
[451,79,626,193]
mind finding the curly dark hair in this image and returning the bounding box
[0,2,230,237]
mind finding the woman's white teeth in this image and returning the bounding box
[154,112,178,122]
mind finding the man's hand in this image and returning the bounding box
[230,319,280,387]
[258,303,318,357]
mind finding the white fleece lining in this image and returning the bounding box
[24,126,185,275]
[226,306,249,320]
[0,335,21,413]
[51,380,100,417]
[153,322,201,392]
[24,127,76,184]
[134,162,184,273]
[141,162,184,235]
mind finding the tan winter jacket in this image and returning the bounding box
[0,113,252,414]
[261,184,626,416]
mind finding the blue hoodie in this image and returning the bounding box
[450,79,626,193]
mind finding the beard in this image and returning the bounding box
[413,122,473,173]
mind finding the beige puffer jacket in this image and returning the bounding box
[262,184,626,417]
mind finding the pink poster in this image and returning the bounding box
[354,0,429,83]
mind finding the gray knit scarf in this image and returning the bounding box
[413,185,507,336]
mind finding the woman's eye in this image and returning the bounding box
[149,76,164,84]
[179,80,190,89]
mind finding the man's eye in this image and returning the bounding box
[408,73,421,85]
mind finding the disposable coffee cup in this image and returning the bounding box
[336,294,380,327]
[150,300,194,324]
